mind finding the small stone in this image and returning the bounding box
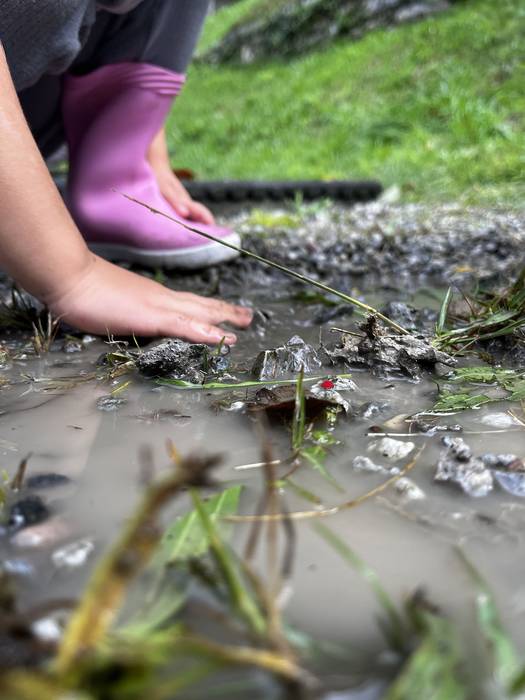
[31,617,63,643]
[2,559,35,577]
[394,477,426,501]
[352,456,387,473]
[359,401,390,419]
[96,395,127,412]
[493,471,525,498]
[62,338,84,353]
[369,437,415,462]
[136,339,226,381]
[7,496,49,532]
[52,539,95,570]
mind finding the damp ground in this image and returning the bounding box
[0,200,524,696]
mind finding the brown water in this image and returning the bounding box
[1,294,525,693]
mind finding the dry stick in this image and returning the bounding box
[121,193,409,336]
[226,447,424,523]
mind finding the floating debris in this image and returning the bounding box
[369,437,415,462]
[52,539,95,570]
[136,338,229,381]
[252,335,321,380]
[322,316,456,379]
[435,437,493,498]
[96,395,127,412]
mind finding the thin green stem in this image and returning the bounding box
[121,193,409,335]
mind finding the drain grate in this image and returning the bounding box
[181,179,382,204]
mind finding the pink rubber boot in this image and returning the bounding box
[62,63,239,269]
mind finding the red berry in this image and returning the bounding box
[320,379,335,390]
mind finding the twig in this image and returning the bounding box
[226,448,424,523]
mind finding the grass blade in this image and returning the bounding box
[122,193,409,335]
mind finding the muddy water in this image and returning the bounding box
[1,291,525,686]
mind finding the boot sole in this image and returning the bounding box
[88,233,241,270]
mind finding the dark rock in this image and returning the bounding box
[6,496,50,533]
[136,339,229,382]
[380,301,437,332]
[321,316,455,379]
[252,335,321,380]
[26,473,71,490]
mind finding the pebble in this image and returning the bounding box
[352,456,387,474]
[31,617,63,643]
[96,395,127,412]
[52,539,95,570]
[394,477,426,501]
[368,437,415,462]
[26,473,72,490]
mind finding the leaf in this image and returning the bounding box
[433,392,493,412]
[156,486,242,567]
[190,489,265,635]
[384,614,466,700]
[436,287,453,334]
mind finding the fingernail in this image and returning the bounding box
[223,334,237,345]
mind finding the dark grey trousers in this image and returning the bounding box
[18,0,209,158]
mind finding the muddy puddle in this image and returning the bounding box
[1,202,525,696]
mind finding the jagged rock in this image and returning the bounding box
[394,477,426,501]
[204,0,457,64]
[321,316,456,379]
[252,335,321,380]
[136,339,229,382]
[435,437,493,497]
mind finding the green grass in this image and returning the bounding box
[167,0,525,204]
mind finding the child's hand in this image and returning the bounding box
[148,126,215,225]
[46,254,252,344]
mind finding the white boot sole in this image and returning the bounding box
[88,232,241,270]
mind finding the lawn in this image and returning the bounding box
[167,0,524,205]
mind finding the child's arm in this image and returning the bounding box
[0,46,251,343]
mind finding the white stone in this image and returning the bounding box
[369,437,415,462]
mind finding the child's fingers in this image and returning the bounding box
[159,310,237,345]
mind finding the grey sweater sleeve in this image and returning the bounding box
[0,0,144,91]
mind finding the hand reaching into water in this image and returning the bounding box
[46,254,252,344]
[0,48,252,346]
